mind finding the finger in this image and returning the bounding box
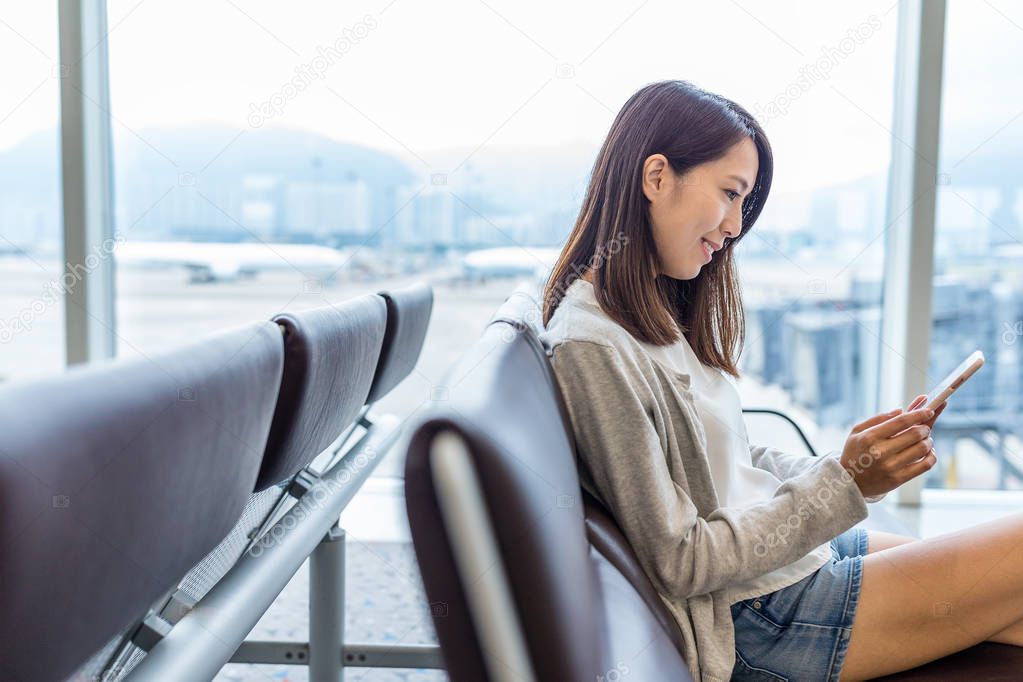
[869,422,930,463]
[864,407,935,440]
[852,408,902,434]
[898,448,937,483]
[925,401,947,428]
[889,428,934,467]
[895,400,946,435]
[908,395,926,410]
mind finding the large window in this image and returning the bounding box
[0,2,937,679]
[726,6,898,456]
[923,0,1023,491]
[104,1,898,485]
[0,2,63,381]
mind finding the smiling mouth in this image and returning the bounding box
[701,238,718,260]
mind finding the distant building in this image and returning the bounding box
[121,179,244,240]
[781,307,858,427]
[284,178,370,240]
[239,174,281,237]
[742,301,790,386]
[930,276,998,412]
[390,187,456,247]
[744,274,1004,429]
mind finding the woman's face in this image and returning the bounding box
[644,137,759,280]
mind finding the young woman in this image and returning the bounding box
[541,80,1023,681]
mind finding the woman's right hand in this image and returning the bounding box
[839,405,938,498]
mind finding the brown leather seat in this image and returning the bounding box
[873,642,1023,680]
[408,281,1023,681]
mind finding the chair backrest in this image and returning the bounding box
[484,280,694,644]
[0,321,284,682]
[98,290,409,679]
[255,293,388,491]
[365,282,434,404]
[404,284,692,681]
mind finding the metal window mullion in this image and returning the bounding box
[881,0,947,506]
[58,0,117,365]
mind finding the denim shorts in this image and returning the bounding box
[729,526,868,681]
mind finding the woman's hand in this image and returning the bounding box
[905,393,947,430]
[839,398,944,499]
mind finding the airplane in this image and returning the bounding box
[114,240,360,284]
[459,246,561,281]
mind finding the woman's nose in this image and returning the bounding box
[720,204,742,239]
[721,217,741,240]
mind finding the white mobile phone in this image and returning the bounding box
[923,350,985,411]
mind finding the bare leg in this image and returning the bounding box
[863,529,916,554]
[862,528,1023,648]
[839,514,1023,681]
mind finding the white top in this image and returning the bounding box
[564,279,832,604]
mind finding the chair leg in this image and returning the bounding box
[310,523,346,682]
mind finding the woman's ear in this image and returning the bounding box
[641,153,670,203]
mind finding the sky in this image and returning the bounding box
[1,0,1021,193]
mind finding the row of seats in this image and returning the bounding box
[403,282,1023,681]
[0,283,432,682]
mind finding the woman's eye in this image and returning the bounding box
[725,189,740,202]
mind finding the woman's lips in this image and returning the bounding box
[700,238,714,262]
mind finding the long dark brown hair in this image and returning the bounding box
[542,80,773,378]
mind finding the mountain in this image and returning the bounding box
[0,125,417,245]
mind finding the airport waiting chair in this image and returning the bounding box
[366,282,434,405]
[54,284,427,682]
[251,281,432,526]
[256,292,389,491]
[406,281,1023,681]
[405,296,694,681]
[315,281,436,469]
[89,294,388,680]
[0,321,285,682]
[278,281,435,481]
[126,285,436,680]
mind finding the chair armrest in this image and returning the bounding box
[741,408,819,458]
